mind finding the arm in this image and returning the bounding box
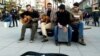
[32,11,40,22]
[80,11,83,20]
[80,13,83,20]
[50,10,57,22]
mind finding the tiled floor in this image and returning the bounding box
[0,21,100,56]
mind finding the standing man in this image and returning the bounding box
[71,2,86,46]
[10,7,18,27]
[19,5,39,43]
[92,7,100,27]
[40,3,56,42]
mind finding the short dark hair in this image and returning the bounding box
[26,4,31,7]
[73,2,79,7]
[58,4,65,10]
[47,3,52,5]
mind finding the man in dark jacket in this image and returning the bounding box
[92,7,100,26]
[10,7,18,27]
[55,4,72,46]
[56,4,70,32]
[19,5,39,43]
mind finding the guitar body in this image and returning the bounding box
[21,15,32,24]
[41,14,50,23]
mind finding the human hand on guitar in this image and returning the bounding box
[41,14,50,23]
[20,15,32,24]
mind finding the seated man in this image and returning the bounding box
[40,14,52,42]
[70,2,86,46]
[19,5,39,43]
[40,3,55,42]
[55,4,72,46]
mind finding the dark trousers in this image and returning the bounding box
[12,16,18,27]
[93,18,99,26]
[20,23,38,40]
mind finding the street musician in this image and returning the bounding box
[19,5,39,43]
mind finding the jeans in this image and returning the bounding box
[70,22,84,40]
[9,15,13,27]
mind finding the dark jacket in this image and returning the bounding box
[92,11,99,19]
[10,9,18,16]
[56,10,71,26]
[20,10,40,23]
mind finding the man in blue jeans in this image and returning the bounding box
[9,14,13,27]
[54,4,72,46]
[3,10,13,27]
[70,2,86,46]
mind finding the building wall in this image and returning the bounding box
[80,0,99,9]
[79,0,89,9]
[21,0,36,9]
[92,0,99,11]
[9,0,36,10]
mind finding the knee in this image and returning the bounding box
[68,26,72,31]
[22,25,26,29]
[79,22,84,28]
[54,26,58,31]
[79,22,83,26]
[68,26,72,36]
[41,22,45,27]
[32,25,37,30]
[41,22,45,26]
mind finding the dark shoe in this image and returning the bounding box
[19,38,24,41]
[78,39,86,46]
[55,42,59,46]
[9,26,13,28]
[18,38,24,43]
[9,26,11,27]
[16,25,18,27]
[42,35,47,38]
[67,42,71,46]
[42,39,48,42]
[79,40,86,46]
[42,35,48,42]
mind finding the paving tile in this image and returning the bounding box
[39,40,60,53]
[60,50,82,56]
[0,22,100,56]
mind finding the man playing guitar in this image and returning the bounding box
[19,5,39,43]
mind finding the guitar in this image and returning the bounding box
[20,15,32,24]
[41,14,50,23]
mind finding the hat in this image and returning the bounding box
[58,4,65,10]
